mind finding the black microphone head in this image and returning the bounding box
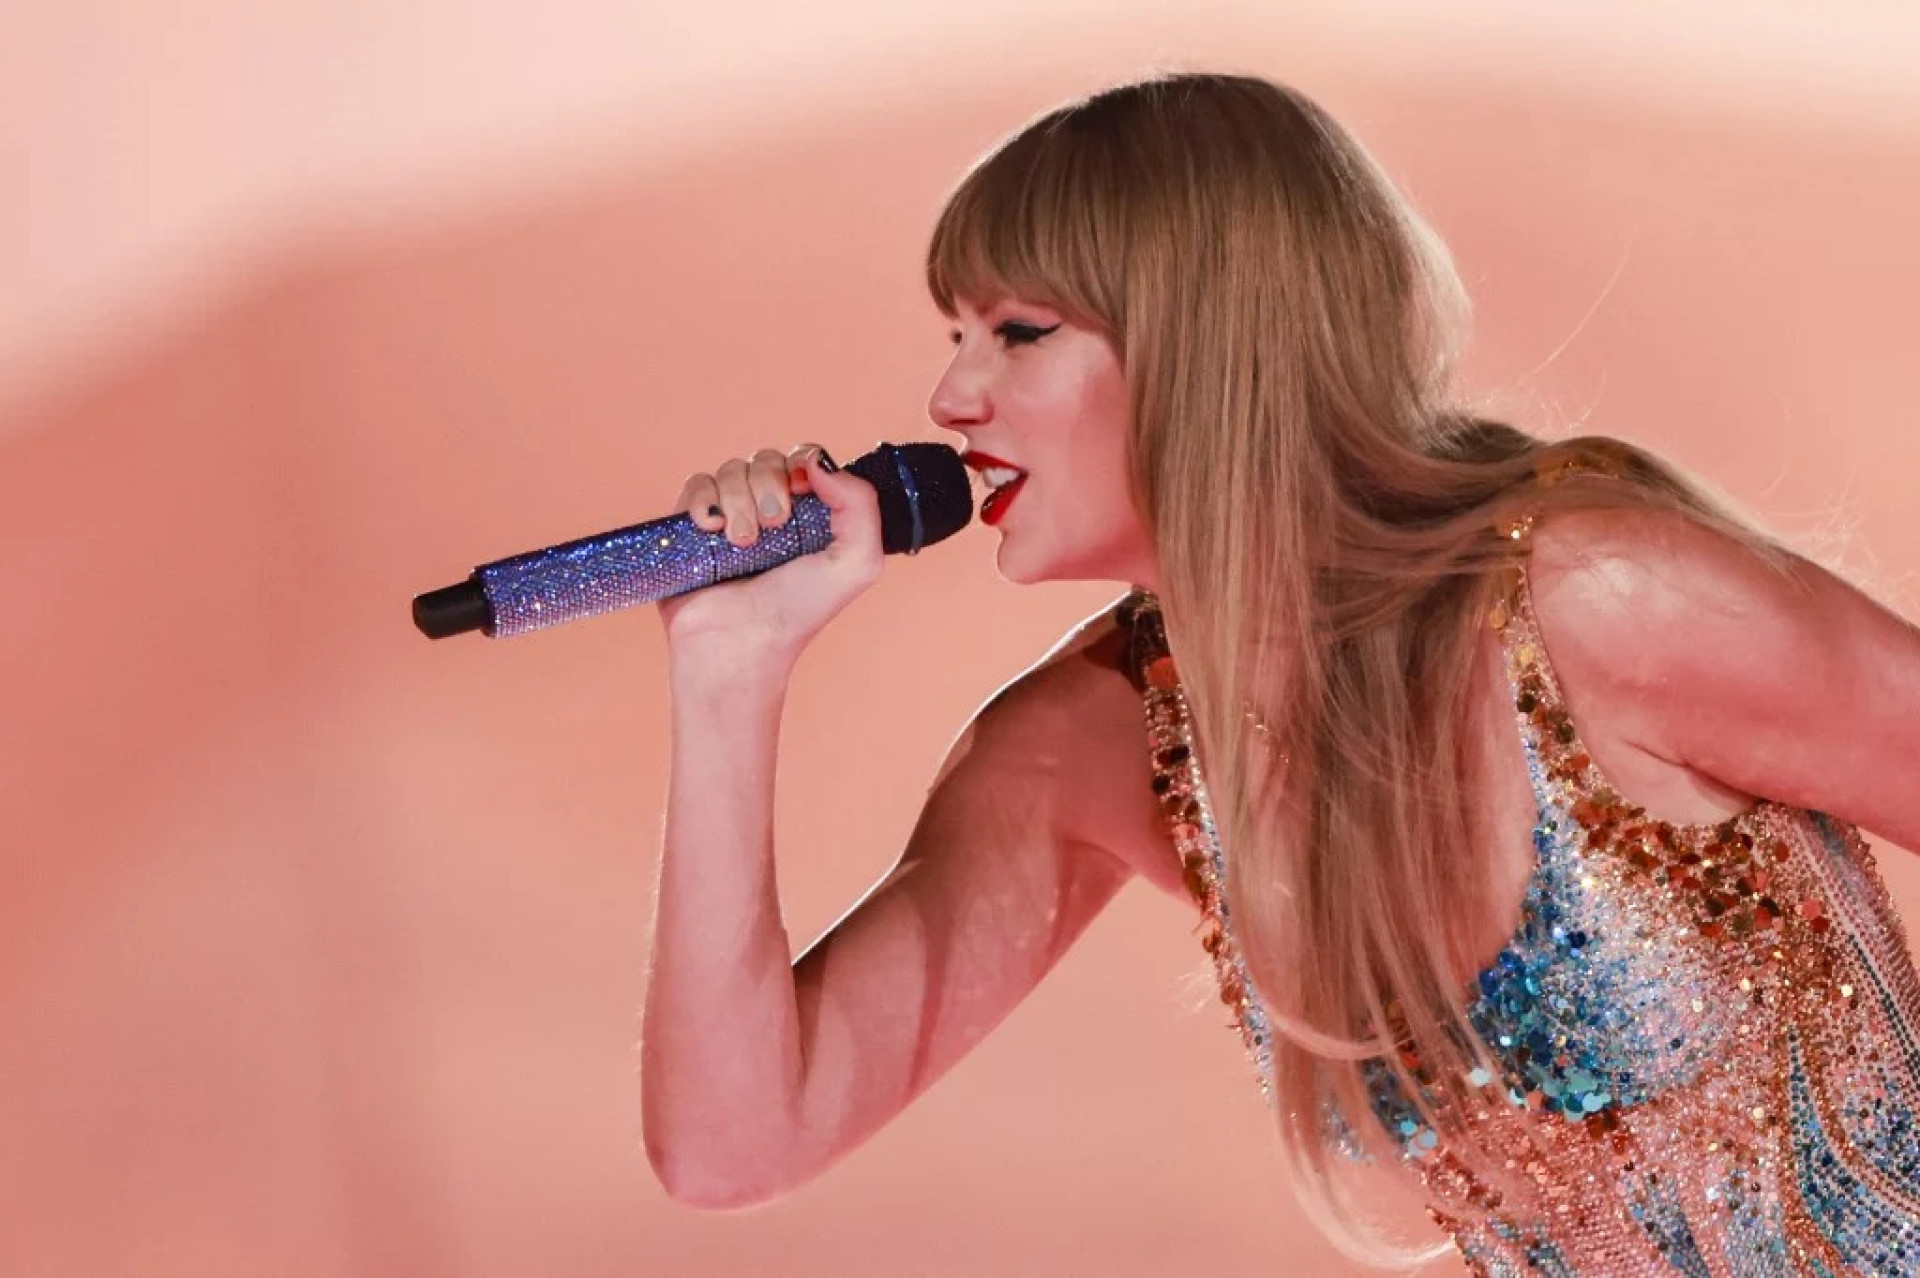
[847,442,974,554]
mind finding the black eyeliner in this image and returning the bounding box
[996,320,1062,345]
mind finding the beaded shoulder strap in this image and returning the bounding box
[1117,588,1277,1094]
[1487,556,1612,820]
[1495,540,1806,929]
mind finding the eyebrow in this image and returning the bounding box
[958,293,1065,322]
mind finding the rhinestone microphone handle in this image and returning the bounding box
[477,497,836,638]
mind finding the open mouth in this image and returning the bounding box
[963,452,1030,527]
[979,471,1028,526]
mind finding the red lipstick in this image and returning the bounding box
[961,451,1021,471]
[980,473,1028,526]
[963,451,1030,527]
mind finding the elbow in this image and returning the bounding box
[652,1165,784,1213]
[644,1127,804,1212]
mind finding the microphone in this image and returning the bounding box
[412,441,973,640]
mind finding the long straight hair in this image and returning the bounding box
[926,71,1786,1263]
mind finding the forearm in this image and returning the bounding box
[642,647,809,1206]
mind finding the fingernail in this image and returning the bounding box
[817,449,839,473]
[758,495,780,518]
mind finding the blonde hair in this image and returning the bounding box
[927,72,1787,1263]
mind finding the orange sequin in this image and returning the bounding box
[1123,568,1920,1275]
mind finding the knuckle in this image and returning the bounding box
[753,486,789,525]
[749,462,783,488]
[680,477,720,521]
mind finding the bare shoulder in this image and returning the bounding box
[1522,500,1920,843]
[1524,504,1813,699]
[969,596,1183,899]
[962,596,1131,733]
[1500,506,1780,822]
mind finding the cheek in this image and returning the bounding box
[1039,440,1138,552]
[1076,401,1135,507]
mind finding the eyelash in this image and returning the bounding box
[997,321,1058,347]
[948,321,1062,348]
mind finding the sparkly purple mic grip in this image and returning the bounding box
[412,441,971,640]
[479,498,836,638]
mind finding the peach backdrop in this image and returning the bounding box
[4,5,1918,1275]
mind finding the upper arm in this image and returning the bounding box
[780,603,1151,1169]
[1531,506,1920,850]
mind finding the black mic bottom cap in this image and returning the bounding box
[412,579,492,639]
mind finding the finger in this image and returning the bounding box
[677,473,724,532]
[800,446,851,503]
[802,448,881,551]
[785,444,818,497]
[748,448,791,526]
[714,457,758,545]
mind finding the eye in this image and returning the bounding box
[996,320,1061,347]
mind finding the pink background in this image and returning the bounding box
[5,5,1918,1274]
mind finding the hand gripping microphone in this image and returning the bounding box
[412,441,973,640]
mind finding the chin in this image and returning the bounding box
[993,537,1110,587]
[993,545,1047,585]
[991,532,1055,585]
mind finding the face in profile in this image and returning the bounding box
[928,293,1157,590]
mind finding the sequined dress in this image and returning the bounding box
[1119,566,1920,1275]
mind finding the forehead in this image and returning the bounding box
[944,289,1064,320]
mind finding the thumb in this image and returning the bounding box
[802,447,882,539]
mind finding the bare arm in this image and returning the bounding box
[1533,507,1920,850]
[640,610,1152,1209]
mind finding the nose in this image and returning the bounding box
[926,355,990,435]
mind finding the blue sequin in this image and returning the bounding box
[1125,563,1920,1275]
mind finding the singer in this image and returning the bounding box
[639,72,1920,1274]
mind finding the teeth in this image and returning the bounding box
[981,466,1025,489]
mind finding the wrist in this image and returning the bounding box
[667,640,797,697]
